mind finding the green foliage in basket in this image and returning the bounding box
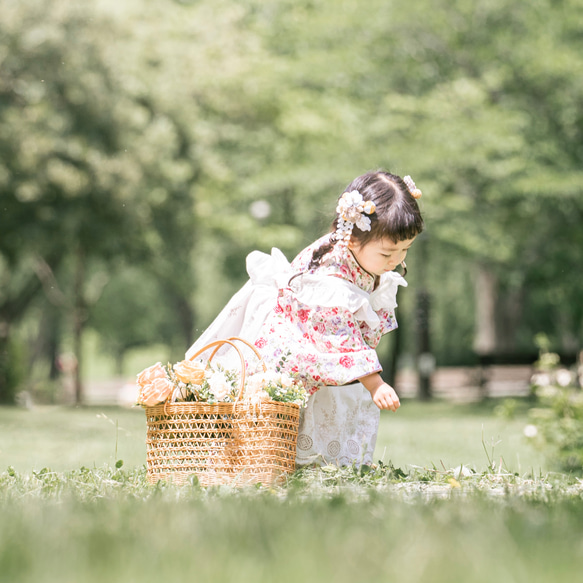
[136,357,308,408]
[245,369,309,407]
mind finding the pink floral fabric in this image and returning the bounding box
[254,234,399,395]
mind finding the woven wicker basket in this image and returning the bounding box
[145,338,300,486]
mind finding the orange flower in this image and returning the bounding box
[139,377,174,406]
[136,362,166,388]
[173,360,206,385]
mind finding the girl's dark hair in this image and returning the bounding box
[307,170,424,272]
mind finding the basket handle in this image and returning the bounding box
[225,336,267,372]
[187,337,267,401]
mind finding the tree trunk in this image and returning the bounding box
[174,293,196,350]
[415,234,433,400]
[48,310,62,380]
[0,263,51,403]
[557,307,579,355]
[30,302,63,380]
[0,322,14,404]
[416,290,433,401]
[73,246,86,405]
[496,278,525,353]
[473,265,498,355]
[473,264,498,399]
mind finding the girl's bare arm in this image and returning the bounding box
[359,372,400,412]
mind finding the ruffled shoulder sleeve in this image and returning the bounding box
[370,271,408,311]
[288,270,406,329]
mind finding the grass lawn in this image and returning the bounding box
[0,397,546,474]
[377,398,547,473]
[2,398,579,583]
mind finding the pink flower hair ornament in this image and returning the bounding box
[335,190,376,247]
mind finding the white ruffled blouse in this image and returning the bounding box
[186,234,407,396]
[254,234,407,394]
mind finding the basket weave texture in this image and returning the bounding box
[145,338,300,486]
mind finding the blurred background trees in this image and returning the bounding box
[1,0,581,403]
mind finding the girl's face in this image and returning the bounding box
[348,236,417,276]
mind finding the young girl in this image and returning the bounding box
[186,170,424,466]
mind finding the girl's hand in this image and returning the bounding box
[359,373,401,412]
[369,383,400,411]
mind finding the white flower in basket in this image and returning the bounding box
[136,354,307,408]
[206,370,233,401]
[245,373,272,406]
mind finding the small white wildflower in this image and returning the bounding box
[555,369,572,388]
[452,465,473,478]
[531,373,551,387]
[523,424,538,438]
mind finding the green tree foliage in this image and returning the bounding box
[0,0,201,400]
[88,267,180,372]
[1,0,582,402]
[383,0,583,358]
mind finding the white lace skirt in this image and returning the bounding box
[295,382,380,467]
